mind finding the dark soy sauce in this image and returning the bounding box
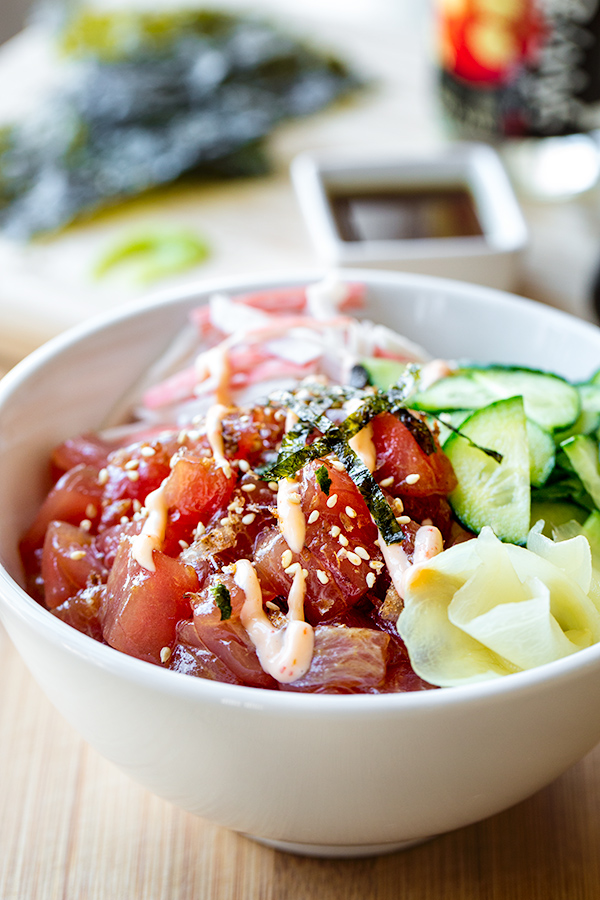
[329,186,483,243]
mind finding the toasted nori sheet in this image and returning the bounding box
[0,8,361,237]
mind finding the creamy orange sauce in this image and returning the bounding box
[413,524,444,566]
[378,536,411,598]
[234,559,314,683]
[204,403,233,478]
[379,525,444,600]
[276,476,306,554]
[131,479,169,571]
[195,342,233,407]
[345,397,377,473]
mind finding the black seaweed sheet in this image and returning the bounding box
[0,7,361,237]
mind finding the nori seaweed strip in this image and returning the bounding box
[260,435,331,479]
[428,413,503,463]
[261,424,404,543]
[315,465,332,495]
[211,582,232,620]
[328,435,404,545]
[260,375,435,541]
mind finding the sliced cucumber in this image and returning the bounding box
[439,413,553,486]
[360,357,407,390]
[555,382,600,440]
[530,500,587,535]
[582,510,600,556]
[444,396,531,544]
[561,435,600,510]
[527,419,555,488]
[432,410,471,447]
[413,365,580,432]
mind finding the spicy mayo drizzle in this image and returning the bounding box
[131,479,169,571]
[234,559,314,683]
[204,403,233,478]
[276,476,306,554]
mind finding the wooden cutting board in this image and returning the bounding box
[0,8,440,363]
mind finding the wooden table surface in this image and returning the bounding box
[3,623,600,900]
[3,4,600,897]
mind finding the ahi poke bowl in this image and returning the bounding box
[1,269,600,857]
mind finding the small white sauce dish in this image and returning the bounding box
[0,270,599,858]
[291,144,528,291]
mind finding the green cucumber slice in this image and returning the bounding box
[444,396,531,544]
[555,382,600,440]
[560,435,600,510]
[438,413,553,486]
[360,357,407,390]
[582,510,600,557]
[413,365,580,432]
[527,419,555,488]
[530,500,587,535]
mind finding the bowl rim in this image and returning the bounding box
[2,266,600,714]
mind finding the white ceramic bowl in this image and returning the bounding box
[1,270,600,859]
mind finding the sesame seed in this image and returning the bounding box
[266,600,279,611]
[220,517,230,526]
[179,540,189,550]
[345,506,357,519]
[98,468,109,486]
[331,460,345,472]
[133,499,142,513]
[405,473,420,485]
[355,546,370,560]
[308,510,319,524]
[140,446,156,457]
[241,483,256,492]
[326,493,338,508]
[269,482,279,492]
[302,568,308,577]
[285,562,301,576]
[124,459,139,470]
[288,492,302,504]
[338,534,349,547]
[397,515,411,524]
[370,560,385,571]
[330,525,341,538]
[242,513,256,525]
[347,551,362,566]
[393,498,404,513]
[126,470,139,482]
[281,549,293,568]
[69,550,86,561]
[80,519,92,532]
[238,459,250,472]
[379,476,394,488]
[160,647,172,664]
[177,430,187,444]
[85,504,97,519]
[120,516,129,525]
[195,522,206,537]
[366,572,376,588]
[316,569,330,584]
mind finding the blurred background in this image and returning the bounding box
[0,0,31,44]
[0,0,600,365]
